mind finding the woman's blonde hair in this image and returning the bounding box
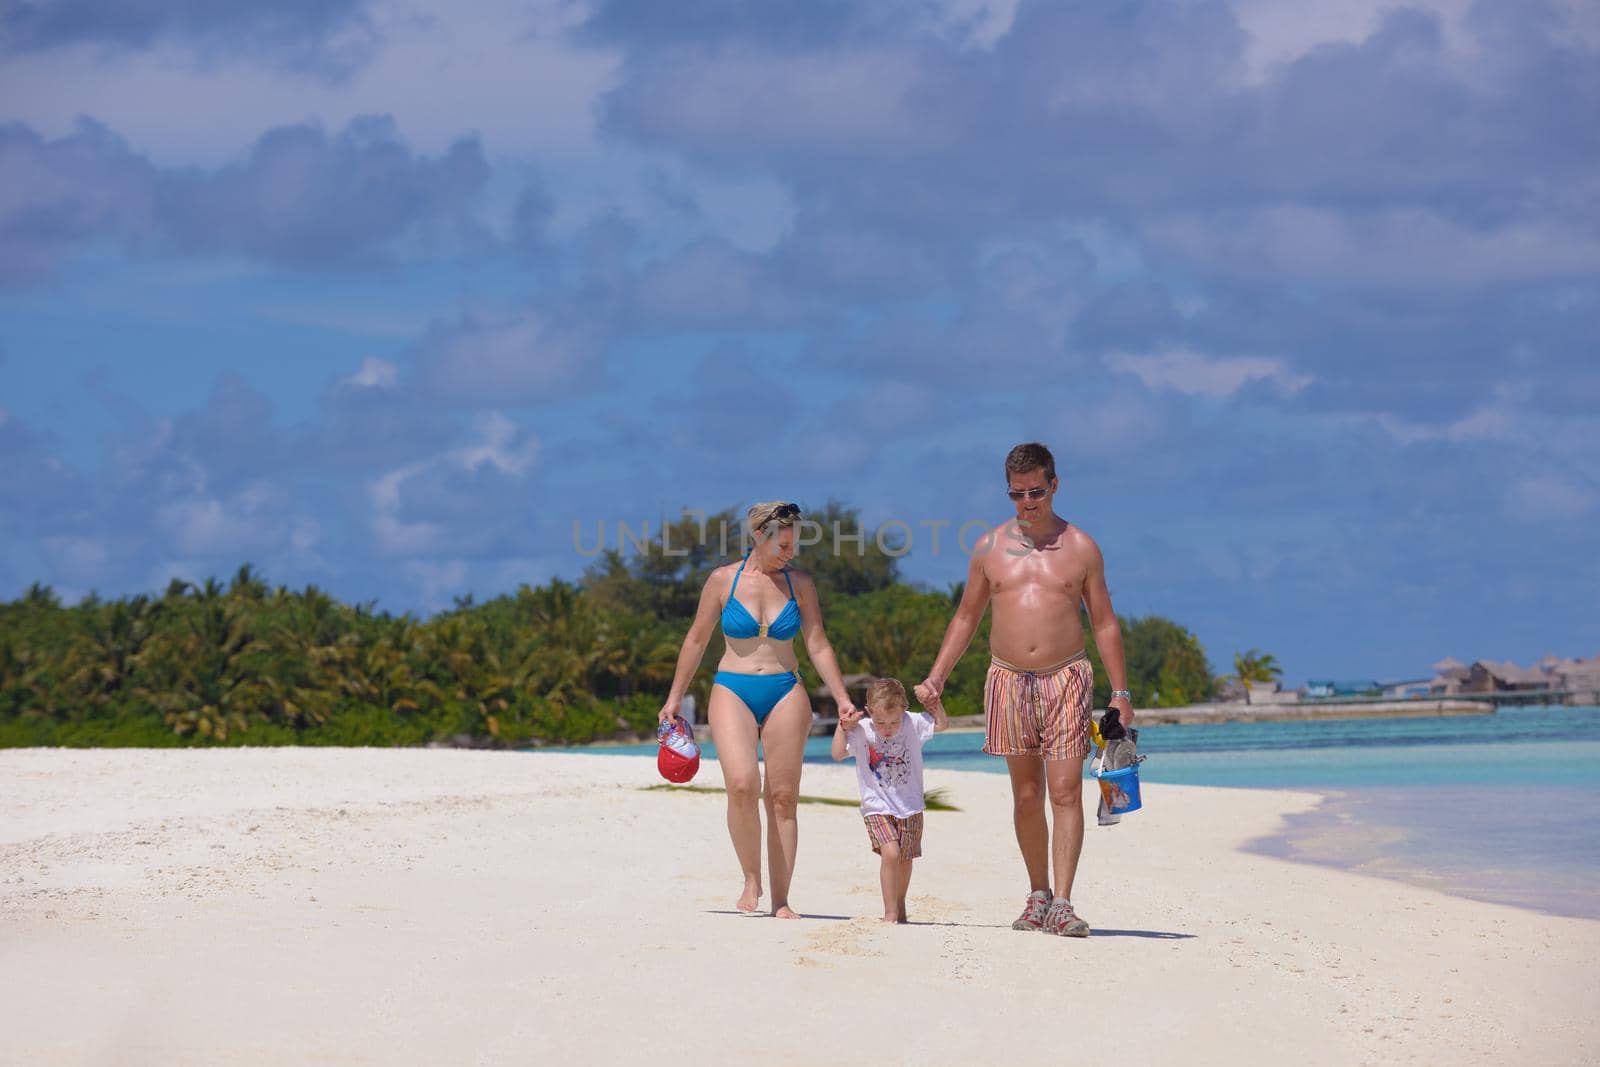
[747,500,801,538]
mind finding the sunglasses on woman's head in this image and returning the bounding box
[771,503,800,520]
[1006,487,1050,501]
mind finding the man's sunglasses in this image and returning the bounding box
[769,502,800,520]
[1006,487,1050,501]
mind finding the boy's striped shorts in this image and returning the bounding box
[863,812,924,858]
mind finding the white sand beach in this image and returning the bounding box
[3,748,1596,1066]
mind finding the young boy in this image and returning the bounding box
[831,677,949,923]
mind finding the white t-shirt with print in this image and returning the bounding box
[844,712,936,818]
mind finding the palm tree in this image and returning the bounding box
[596,614,677,697]
[337,622,445,717]
[0,635,50,719]
[259,584,352,728]
[514,581,610,711]
[21,582,61,610]
[423,616,516,738]
[228,564,269,602]
[1231,649,1283,705]
[133,593,270,740]
[849,597,946,681]
[58,596,156,717]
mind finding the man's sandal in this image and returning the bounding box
[1043,897,1090,937]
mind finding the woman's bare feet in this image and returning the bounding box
[771,904,801,919]
[736,876,762,913]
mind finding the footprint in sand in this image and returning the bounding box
[799,919,887,960]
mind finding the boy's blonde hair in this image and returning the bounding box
[865,678,908,710]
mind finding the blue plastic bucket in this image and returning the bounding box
[1096,763,1142,815]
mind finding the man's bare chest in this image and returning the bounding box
[985,546,1087,597]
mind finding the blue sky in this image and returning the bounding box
[2,0,1597,686]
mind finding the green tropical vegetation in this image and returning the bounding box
[1229,648,1285,704]
[0,507,1221,748]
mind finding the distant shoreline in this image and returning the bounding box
[547,700,1504,748]
[1101,699,1492,725]
[895,700,1492,734]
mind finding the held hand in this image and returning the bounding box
[837,703,862,729]
[658,697,681,726]
[913,680,941,707]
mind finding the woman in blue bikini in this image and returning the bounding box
[657,500,859,918]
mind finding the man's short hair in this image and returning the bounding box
[1005,442,1056,483]
[865,678,908,710]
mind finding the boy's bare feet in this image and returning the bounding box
[736,876,762,913]
[771,905,801,919]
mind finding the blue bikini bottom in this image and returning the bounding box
[714,670,803,724]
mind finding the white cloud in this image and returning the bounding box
[1149,206,1600,289]
[340,356,400,389]
[160,498,237,555]
[457,412,538,476]
[369,465,418,514]
[1108,349,1312,398]
[1361,384,1531,446]
[1506,474,1598,520]
[1231,0,1600,89]
[1369,408,1516,446]
[372,511,445,556]
[1230,0,1476,85]
[290,516,321,553]
[157,485,297,556]
[109,417,209,494]
[795,435,873,478]
[841,380,938,425]
[402,558,470,611]
[618,48,924,147]
[255,302,429,338]
[366,412,538,554]
[632,242,808,326]
[927,0,1022,50]
[41,535,111,584]
[1053,395,1163,455]
[1429,408,1512,442]
[414,313,591,405]
[0,0,616,166]
[683,172,795,255]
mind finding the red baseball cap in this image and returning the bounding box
[657,715,701,783]
[657,743,700,783]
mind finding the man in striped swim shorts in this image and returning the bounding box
[983,651,1094,762]
[917,442,1135,938]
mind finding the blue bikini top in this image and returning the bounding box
[721,553,801,640]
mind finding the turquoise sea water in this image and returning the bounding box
[558,706,1600,919]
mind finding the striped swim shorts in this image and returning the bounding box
[863,812,924,858]
[982,652,1093,761]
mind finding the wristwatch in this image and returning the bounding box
[1110,689,1132,701]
